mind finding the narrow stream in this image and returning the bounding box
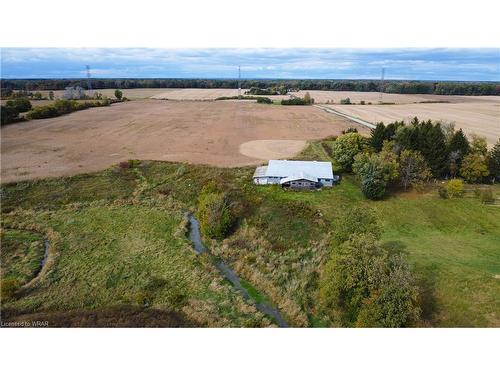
[187,214,288,327]
[31,237,50,280]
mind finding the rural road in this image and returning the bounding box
[314,104,377,130]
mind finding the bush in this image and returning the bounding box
[479,189,495,204]
[460,153,489,183]
[319,233,420,327]
[256,97,272,104]
[340,97,351,104]
[488,139,500,181]
[331,132,368,172]
[398,149,432,190]
[341,127,358,134]
[25,99,111,120]
[446,178,464,198]
[438,186,448,199]
[197,190,234,240]
[332,207,381,244]
[6,97,32,112]
[115,89,123,100]
[281,97,308,105]
[1,278,21,301]
[1,105,21,125]
[353,151,399,200]
[119,159,141,169]
[360,176,387,200]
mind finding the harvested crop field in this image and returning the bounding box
[1,100,361,182]
[325,99,500,145]
[151,88,289,101]
[294,90,500,104]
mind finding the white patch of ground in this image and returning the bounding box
[239,139,307,161]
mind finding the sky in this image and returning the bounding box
[1,48,499,81]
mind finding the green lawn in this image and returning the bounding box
[1,229,45,284]
[1,187,269,327]
[1,158,499,327]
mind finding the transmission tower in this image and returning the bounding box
[238,65,241,99]
[86,65,92,95]
[379,67,385,102]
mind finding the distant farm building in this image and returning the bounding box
[253,160,338,189]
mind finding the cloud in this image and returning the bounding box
[1,48,499,81]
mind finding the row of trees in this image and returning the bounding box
[319,208,420,327]
[245,86,288,95]
[3,79,498,96]
[1,98,32,125]
[25,99,111,120]
[330,121,500,199]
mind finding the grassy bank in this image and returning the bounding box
[1,155,499,327]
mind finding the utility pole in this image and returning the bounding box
[379,67,385,102]
[86,65,92,96]
[238,65,241,99]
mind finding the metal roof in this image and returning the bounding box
[266,160,333,179]
[280,172,318,184]
[253,166,268,178]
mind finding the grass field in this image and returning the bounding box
[0,169,271,327]
[2,153,498,327]
[1,229,45,285]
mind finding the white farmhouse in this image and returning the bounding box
[253,160,338,188]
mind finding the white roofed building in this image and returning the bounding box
[253,160,338,188]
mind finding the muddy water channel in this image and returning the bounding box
[187,215,288,327]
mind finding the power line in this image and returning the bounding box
[238,65,241,99]
[86,65,92,95]
[379,67,385,102]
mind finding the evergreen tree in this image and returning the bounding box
[370,123,386,152]
[488,139,500,181]
[448,129,470,157]
[417,121,448,177]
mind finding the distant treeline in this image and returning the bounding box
[2,79,499,96]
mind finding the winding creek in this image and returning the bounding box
[187,214,288,327]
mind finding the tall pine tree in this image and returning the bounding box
[488,138,500,181]
[370,123,386,152]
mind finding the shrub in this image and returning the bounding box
[360,100,365,105]
[398,149,432,190]
[1,105,21,125]
[340,97,351,104]
[446,179,464,198]
[6,97,32,112]
[281,97,308,105]
[119,159,140,169]
[331,132,368,172]
[332,207,381,244]
[479,189,495,204]
[1,278,21,301]
[341,127,358,134]
[319,233,420,327]
[360,176,387,200]
[438,186,448,199]
[470,135,488,156]
[197,190,234,240]
[460,153,489,183]
[256,97,272,104]
[115,89,123,100]
[488,139,500,181]
[353,151,399,200]
[25,99,111,120]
